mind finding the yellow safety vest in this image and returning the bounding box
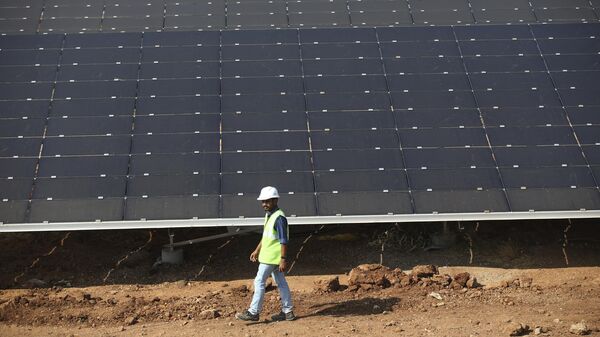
[258,209,286,265]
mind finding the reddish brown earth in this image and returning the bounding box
[1,221,599,337]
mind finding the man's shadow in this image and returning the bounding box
[244,296,400,324]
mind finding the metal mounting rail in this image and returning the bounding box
[1,210,599,233]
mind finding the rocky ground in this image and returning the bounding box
[0,220,599,336]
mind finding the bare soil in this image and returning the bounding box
[1,220,599,337]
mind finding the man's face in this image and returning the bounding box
[261,198,277,212]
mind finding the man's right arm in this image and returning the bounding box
[250,241,262,262]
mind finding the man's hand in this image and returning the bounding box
[250,250,259,262]
[279,259,287,272]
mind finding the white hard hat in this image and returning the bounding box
[257,186,280,201]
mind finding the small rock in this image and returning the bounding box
[384,321,396,327]
[534,327,542,335]
[314,276,341,292]
[453,272,470,287]
[373,304,381,313]
[429,292,443,300]
[431,274,452,286]
[412,265,438,278]
[119,326,126,332]
[569,321,591,335]
[520,277,533,288]
[466,277,479,289]
[199,309,221,320]
[509,323,530,336]
[82,293,92,301]
[125,316,138,326]
[176,280,188,288]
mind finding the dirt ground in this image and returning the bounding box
[1,220,599,337]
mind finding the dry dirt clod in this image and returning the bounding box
[314,276,341,292]
[569,321,591,335]
[453,272,471,287]
[199,309,221,320]
[125,315,138,326]
[412,265,438,278]
[429,292,443,300]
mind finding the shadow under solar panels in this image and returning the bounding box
[127,174,220,197]
[130,152,220,175]
[222,193,317,218]
[132,133,219,154]
[38,155,129,178]
[507,188,600,211]
[312,148,404,170]
[46,116,132,136]
[50,98,135,117]
[221,171,314,194]
[221,151,312,173]
[317,191,412,215]
[136,96,220,115]
[494,146,588,167]
[29,198,124,222]
[403,147,496,169]
[125,195,220,220]
[42,135,131,156]
[33,176,126,199]
[222,112,307,132]
[315,169,408,192]
[412,189,509,213]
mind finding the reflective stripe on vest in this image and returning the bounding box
[258,209,286,265]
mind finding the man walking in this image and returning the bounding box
[235,186,296,322]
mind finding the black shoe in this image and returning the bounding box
[271,311,296,321]
[235,310,259,321]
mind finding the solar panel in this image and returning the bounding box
[1,22,600,230]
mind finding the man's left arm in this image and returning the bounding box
[275,216,289,272]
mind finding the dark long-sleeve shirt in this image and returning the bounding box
[267,207,288,245]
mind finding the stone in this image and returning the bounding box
[125,316,138,326]
[348,264,391,288]
[199,309,220,320]
[453,272,470,287]
[509,323,530,336]
[412,265,438,278]
[520,277,533,288]
[569,321,591,335]
[466,277,479,289]
[431,274,452,286]
[314,276,341,292]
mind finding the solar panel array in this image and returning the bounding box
[1,23,600,225]
[0,0,599,34]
